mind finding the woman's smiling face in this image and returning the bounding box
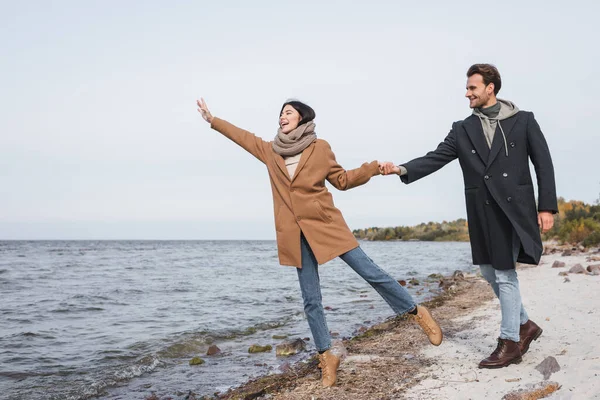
[279,105,302,134]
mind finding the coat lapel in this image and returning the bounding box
[274,154,291,181]
[290,142,315,183]
[486,113,519,167]
[463,115,489,165]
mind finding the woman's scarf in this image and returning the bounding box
[272,121,317,157]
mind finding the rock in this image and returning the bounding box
[502,381,560,400]
[375,322,393,331]
[568,264,586,274]
[324,306,335,311]
[189,357,205,366]
[184,391,198,400]
[427,273,444,280]
[452,270,465,280]
[563,277,570,283]
[275,338,306,356]
[272,334,288,340]
[551,261,566,268]
[244,327,258,335]
[558,271,569,276]
[587,264,600,273]
[561,250,572,256]
[438,279,457,292]
[248,344,272,353]
[206,345,221,356]
[278,362,291,373]
[408,278,420,285]
[398,280,407,286]
[535,356,561,379]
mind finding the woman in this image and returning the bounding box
[196,98,442,387]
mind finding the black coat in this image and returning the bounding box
[401,111,558,270]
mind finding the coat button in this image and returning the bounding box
[503,173,508,178]
[507,197,512,202]
[485,200,490,205]
[510,142,515,148]
[471,149,476,154]
[484,175,490,180]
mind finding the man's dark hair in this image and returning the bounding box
[280,100,316,125]
[467,64,502,95]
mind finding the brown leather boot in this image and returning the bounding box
[519,319,543,355]
[318,350,340,387]
[412,305,443,346]
[478,338,522,369]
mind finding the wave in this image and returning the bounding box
[50,306,105,313]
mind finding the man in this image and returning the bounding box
[382,64,557,368]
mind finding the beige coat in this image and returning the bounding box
[211,117,380,268]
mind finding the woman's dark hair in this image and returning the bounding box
[467,64,502,95]
[280,100,316,125]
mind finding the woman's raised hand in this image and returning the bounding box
[197,98,214,123]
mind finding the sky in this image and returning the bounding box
[1,0,598,240]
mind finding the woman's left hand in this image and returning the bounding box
[196,98,214,123]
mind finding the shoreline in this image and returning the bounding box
[201,245,600,400]
[210,272,490,400]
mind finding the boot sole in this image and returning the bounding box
[478,356,522,369]
[521,328,543,355]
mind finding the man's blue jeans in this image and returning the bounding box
[479,238,529,342]
[297,234,416,352]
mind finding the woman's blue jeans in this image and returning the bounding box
[296,235,416,352]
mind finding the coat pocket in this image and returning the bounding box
[313,200,333,224]
[514,184,538,219]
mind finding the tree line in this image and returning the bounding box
[353,196,600,247]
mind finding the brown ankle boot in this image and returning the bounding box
[412,306,443,346]
[478,338,522,369]
[519,319,543,355]
[318,350,340,387]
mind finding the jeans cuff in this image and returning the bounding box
[499,334,520,342]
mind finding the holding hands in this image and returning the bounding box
[378,162,401,176]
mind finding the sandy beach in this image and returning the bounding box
[404,250,600,400]
[217,247,600,400]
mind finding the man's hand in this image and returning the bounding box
[379,161,400,175]
[538,211,554,233]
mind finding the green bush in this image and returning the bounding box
[583,230,600,247]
